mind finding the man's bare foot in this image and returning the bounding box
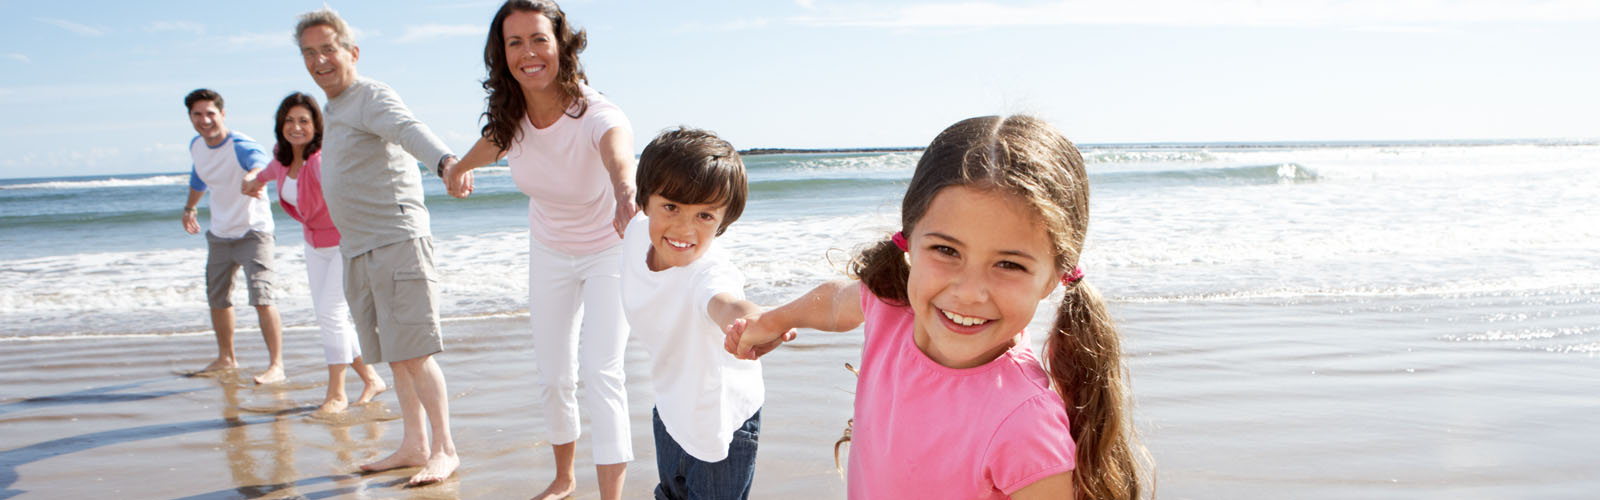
[317,397,348,414]
[200,358,237,373]
[406,452,460,487]
[530,476,576,500]
[252,365,285,385]
[360,448,428,473]
[356,378,388,404]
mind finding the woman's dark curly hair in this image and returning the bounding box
[271,92,322,167]
[481,0,589,151]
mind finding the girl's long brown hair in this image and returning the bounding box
[852,115,1145,499]
[480,0,589,151]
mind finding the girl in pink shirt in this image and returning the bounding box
[730,116,1146,499]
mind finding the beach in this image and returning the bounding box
[4,144,1599,498]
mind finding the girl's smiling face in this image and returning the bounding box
[906,185,1060,369]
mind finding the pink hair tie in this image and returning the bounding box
[892,231,909,251]
[1062,266,1085,286]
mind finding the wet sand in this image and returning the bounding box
[4,287,1600,498]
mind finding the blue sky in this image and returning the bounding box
[2,0,1597,178]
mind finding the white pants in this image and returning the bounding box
[528,237,633,465]
[306,243,361,365]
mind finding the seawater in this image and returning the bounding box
[2,142,1597,354]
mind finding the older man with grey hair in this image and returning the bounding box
[294,6,467,486]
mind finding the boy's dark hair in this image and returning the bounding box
[635,126,747,236]
[184,88,224,112]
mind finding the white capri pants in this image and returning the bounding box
[305,243,362,365]
[528,237,632,465]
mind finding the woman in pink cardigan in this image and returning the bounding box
[251,92,387,413]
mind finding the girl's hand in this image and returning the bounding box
[725,314,797,360]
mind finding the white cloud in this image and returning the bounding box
[35,17,106,36]
[396,24,484,43]
[795,0,817,9]
[4,53,29,63]
[793,0,1600,29]
[146,21,207,35]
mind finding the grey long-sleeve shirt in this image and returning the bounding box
[321,77,452,256]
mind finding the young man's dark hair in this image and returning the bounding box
[184,88,224,112]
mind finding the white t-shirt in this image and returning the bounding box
[507,84,632,255]
[187,131,273,239]
[620,212,763,462]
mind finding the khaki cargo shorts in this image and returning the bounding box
[205,230,276,309]
[344,237,443,364]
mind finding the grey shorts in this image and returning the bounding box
[205,230,276,309]
[344,237,443,364]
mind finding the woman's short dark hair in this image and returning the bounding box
[271,92,323,166]
[635,127,748,236]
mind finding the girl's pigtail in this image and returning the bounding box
[1046,280,1146,500]
[850,236,911,306]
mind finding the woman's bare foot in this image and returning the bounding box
[356,378,388,404]
[407,452,460,487]
[253,365,286,385]
[530,476,576,500]
[317,397,348,414]
[361,448,428,473]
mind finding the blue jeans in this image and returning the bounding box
[653,406,760,500]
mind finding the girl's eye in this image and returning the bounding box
[996,261,1028,272]
[930,245,958,257]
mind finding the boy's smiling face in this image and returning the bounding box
[644,194,728,271]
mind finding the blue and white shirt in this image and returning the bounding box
[189,131,273,239]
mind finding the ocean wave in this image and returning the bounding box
[1093,163,1318,185]
[1082,150,1219,164]
[0,175,188,191]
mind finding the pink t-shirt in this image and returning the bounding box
[506,85,632,255]
[848,287,1076,499]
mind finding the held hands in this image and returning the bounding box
[723,313,798,360]
[240,176,267,199]
[443,157,474,198]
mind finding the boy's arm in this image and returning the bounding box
[728,280,864,359]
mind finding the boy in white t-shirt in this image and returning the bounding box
[620,127,795,500]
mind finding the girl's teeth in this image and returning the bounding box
[942,310,988,327]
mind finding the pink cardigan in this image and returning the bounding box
[259,150,341,248]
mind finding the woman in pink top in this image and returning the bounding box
[730,116,1148,499]
[447,2,638,499]
[249,92,387,414]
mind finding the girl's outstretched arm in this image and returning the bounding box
[727,280,864,360]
